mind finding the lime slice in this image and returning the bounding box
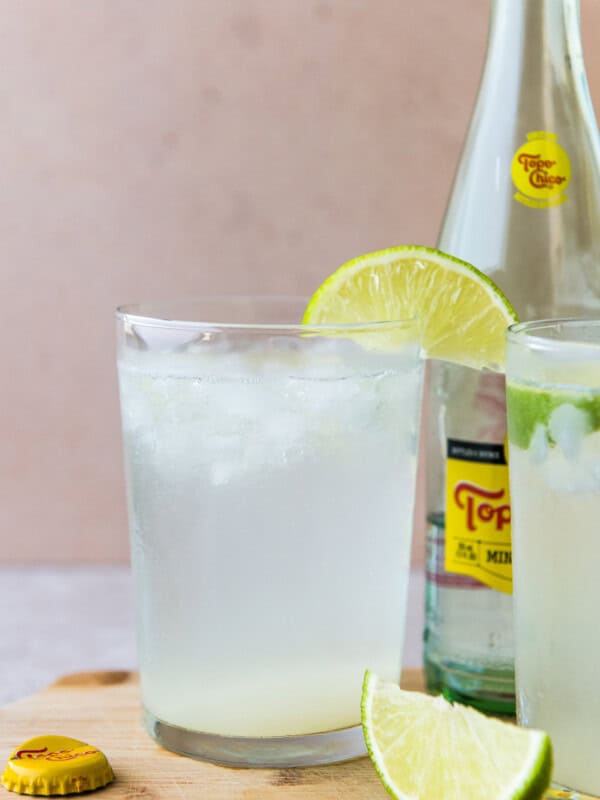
[304,245,518,370]
[507,381,600,450]
[361,671,552,800]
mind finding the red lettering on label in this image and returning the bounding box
[454,482,511,532]
[516,152,566,191]
[518,153,556,172]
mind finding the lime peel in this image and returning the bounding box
[361,670,552,800]
[304,245,518,371]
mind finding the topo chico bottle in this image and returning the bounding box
[424,0,600,714]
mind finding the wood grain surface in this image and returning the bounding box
[0,669,425,799]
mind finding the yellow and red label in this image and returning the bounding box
[511,131,571,208]
[445,438,512,593]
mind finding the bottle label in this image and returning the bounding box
[511,131,571,208]
[426,525,487,589]
[444,438,512,593]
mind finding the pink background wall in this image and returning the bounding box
[3,1,600,563]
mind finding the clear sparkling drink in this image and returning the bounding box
[116,299,423,767]
[506,319,600,797]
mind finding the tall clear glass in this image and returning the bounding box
[506,319,600,797]
[116,298,424,767]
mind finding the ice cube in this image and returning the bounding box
[130,324,202,351]
[548,404,591,460]
[528,423,549,465]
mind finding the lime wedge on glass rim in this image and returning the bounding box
[362,671,552,800]
[303,245,518,370]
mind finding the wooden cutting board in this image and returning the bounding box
[0,669,424,799]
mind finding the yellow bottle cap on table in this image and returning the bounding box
[1,735,114,796]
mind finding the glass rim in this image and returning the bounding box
[506,317,600,351]
[115,295,419,333]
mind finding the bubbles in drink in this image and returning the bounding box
[118,334,423,736]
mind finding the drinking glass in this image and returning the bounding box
[506,319,600,798]
[116,297,423,767]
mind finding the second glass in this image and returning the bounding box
[506,319,600,798]
[116,298,424,767]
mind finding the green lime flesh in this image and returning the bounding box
[507,383,600,449]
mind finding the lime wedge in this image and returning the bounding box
[304,245,518,370]
[361,671,552,800]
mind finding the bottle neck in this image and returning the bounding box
[488,0,582,64]
[486,0,583,77]
[472,0,589,135]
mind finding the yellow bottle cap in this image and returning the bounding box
[1,735,114,796]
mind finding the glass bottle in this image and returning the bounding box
[424,0,600,714]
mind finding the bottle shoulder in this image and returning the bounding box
[436,9,600,312]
